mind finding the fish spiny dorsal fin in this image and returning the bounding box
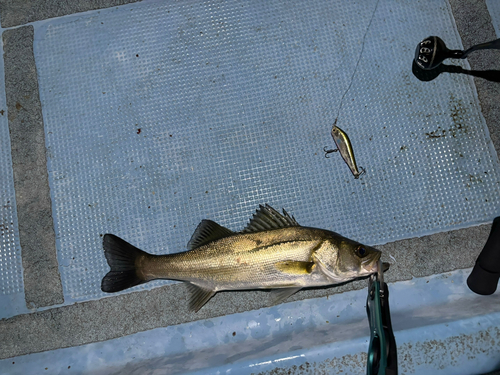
[187,220,234,250]
[242,204,300,233]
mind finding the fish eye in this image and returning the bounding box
[356,246,367,257]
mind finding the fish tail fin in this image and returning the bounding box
[101,234,150,293]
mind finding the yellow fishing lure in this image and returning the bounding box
[324,124,365,179]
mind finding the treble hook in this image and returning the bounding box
[323,146,338,158]
[355,166,367,179]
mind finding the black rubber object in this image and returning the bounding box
[467,217,500,295]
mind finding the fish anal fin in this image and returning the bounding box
[274,260,315,275]
[269,287,302,306]
[187,220,234,250]
[186,283,216,312]
[242,204,300,233]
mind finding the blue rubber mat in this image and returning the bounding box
[30,0,500,304]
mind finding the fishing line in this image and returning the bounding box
[334,0,381,124]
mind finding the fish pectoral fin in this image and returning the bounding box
[269,287,302,306]
[187,220,234,250]
[274,260,315,275]
[186,283,216,312]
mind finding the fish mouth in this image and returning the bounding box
[361,252,383,274]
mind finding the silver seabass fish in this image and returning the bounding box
[101,204,383,311]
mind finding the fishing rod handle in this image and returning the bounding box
[462,38,500,58]
[467,216,500,295]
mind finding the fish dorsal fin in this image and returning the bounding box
[187,220,234,250]
[242,204,300,233]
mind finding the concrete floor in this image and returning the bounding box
[0,0,499,373]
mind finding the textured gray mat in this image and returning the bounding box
[0,37,25,318]
[487,0,500,37]
[28,0,500,305]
